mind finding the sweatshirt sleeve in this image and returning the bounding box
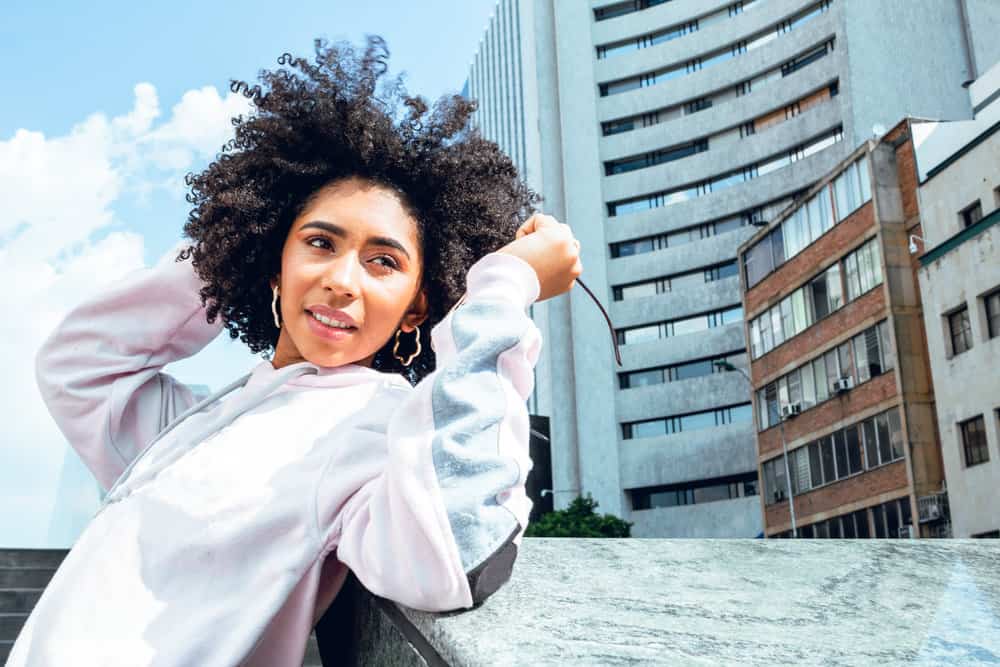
[331,252,542,612]
[35,242,224,491]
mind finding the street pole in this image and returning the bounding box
[717,361,798,538]
[778,417,797,538]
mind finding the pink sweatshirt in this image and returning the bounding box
[9,243,541,666]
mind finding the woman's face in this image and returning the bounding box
[270,176,427,370]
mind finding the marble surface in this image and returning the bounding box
[387,539,1000,666]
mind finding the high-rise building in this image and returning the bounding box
[738,121,948,539]
[913,60,1000,539]
[465,0,999,536]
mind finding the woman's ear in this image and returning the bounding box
[400,289,429,333]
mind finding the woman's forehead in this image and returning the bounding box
[296,177,420,246]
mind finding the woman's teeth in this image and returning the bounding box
[310,311,353,329]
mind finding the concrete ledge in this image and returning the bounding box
[352,538,1000,666]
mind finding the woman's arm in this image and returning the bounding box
[331,252,542,613]
[35,241,224,491]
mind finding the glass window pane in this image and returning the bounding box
[827,264,844,311]
[791,289,808,334]
[825,350,840,385]
[834,430,849,480]
[693,484,731,504]
[801,363,816,407]
[865,326,883,377]
[760,314,774,352]
[863,418,879,468]
[811,274,830,320]
[854,332,871,383]
[633,420,666,438]
[838,343,854,384]
[787,369,803,405]
[855,509,871,538]
[820,436,836,484]
[873,505,887,538]
[857,158,872,203]
[625,325,659,345]
[730,404,753,424]
[620,282,658,300]
[675,359,713,380]
[781,299,794,341]
[809,442,823,488]
[888,409,905,461]
[628,369,664,387]
[674,314,708,337]
[842,513,857,538]
[680,411,716,432]
[876,413,893,464]
[750,317,763,358]
[886,501,900,538]
[845,252,861,301]
[813,357,829,402]
[846,424,863,474]
[880,321,896,370]
[771,306,785,346]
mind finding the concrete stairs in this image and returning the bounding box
[0,549,322,665]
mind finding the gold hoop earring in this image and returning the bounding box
[393,325,422,367]
[271,285,281,329]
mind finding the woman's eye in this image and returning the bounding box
[307,237,333,250]
[372,255,400,270]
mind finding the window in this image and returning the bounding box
[960,200,983,228]
[631,473,758,510]
[972,530,1000,538]
[949,306,973,356]
[622,403,752,439]
[985,289,1000,339]
[960,416,989,467]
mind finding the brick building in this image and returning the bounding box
[737,119,948,538]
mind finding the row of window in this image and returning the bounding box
[762,407,904,505]
[749,237,883,359]
[605,139,708,176]
[613,260,738,301]
[947,286,1000,357]
[594,0,671,22]
[606,82,838,178]
[623,403,753,440]
[617,305,743,346]
[756,320,894,431]
[745,157,872,289]
[597,1,760,58]
[609,195,797,258]
[630,472,759,510]
[960,411,995,468]
[599,1,831,96]
[772,496,914,539]
[607,127,842,217]
[619,350,747,389]
[601,37,835,137]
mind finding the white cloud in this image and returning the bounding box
[0,82,253,548]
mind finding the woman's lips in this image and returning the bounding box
[304,310,357,341]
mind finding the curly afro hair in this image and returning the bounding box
[179,37,537,384]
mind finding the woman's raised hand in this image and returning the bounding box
[496,213,582,301]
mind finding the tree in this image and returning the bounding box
[525,495,632,538]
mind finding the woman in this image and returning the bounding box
[9,37,581,666]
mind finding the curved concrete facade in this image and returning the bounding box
[467,0,988,537]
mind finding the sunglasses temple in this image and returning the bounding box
[573,277,622,367]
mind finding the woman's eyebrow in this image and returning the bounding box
[300,220,411,260]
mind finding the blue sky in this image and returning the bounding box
[0,0,500,547]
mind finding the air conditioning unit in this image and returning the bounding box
[781,402,803,418]
[898,525,916,539]
[831,377,853,393]
[918,495,943,523]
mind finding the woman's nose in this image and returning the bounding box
[321,254,361,298]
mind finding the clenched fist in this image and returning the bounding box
[497,213,582,301]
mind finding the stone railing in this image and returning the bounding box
[332,538,1000,666]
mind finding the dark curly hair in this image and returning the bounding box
[179,37,537,383]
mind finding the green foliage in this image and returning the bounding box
[525,495,632,538]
